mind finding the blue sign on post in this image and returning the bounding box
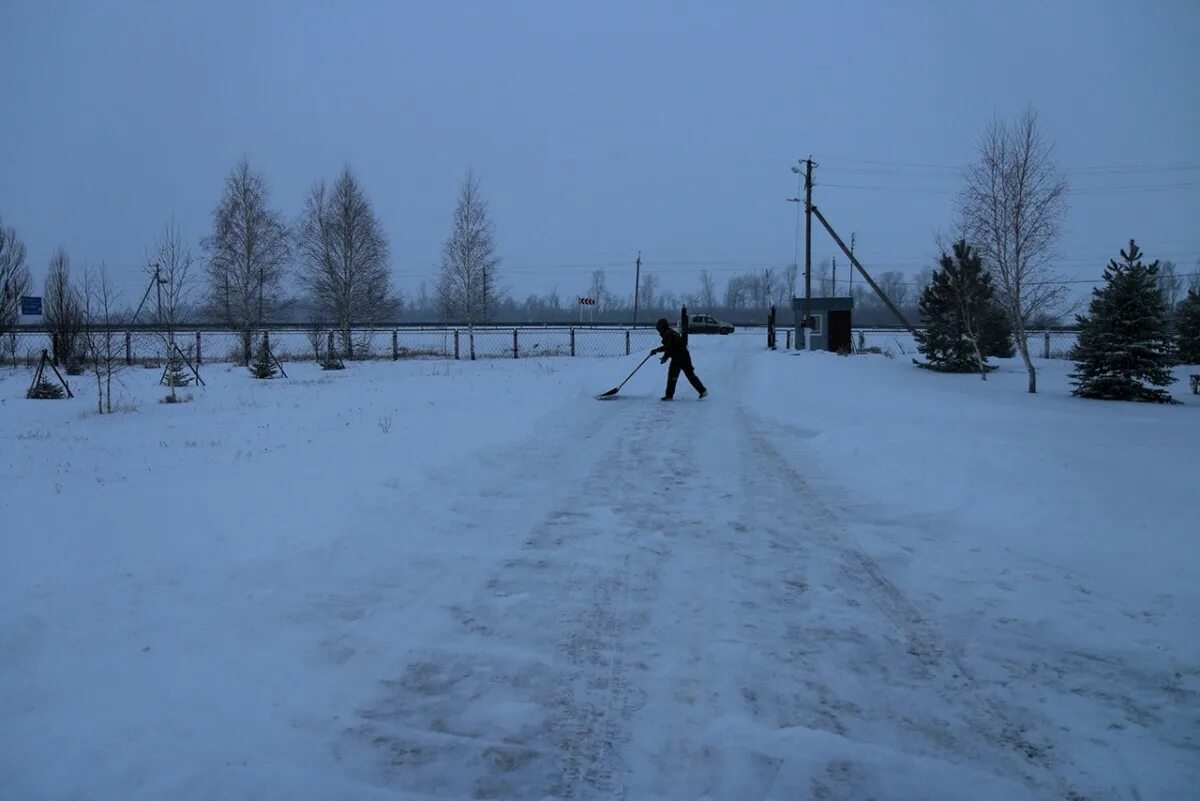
[21,296,42,316]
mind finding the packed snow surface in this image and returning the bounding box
[2,337,1197,800]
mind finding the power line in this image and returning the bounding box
[819,180,1199,195]
[823,271,1200,291]
[823,156,1200,175]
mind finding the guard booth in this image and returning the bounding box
[792,296,854,352]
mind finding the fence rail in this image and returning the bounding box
[0,324,1080,368]
[851,328,1079,359]
[0,326,674,367]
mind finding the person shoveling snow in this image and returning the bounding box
[651,317,707,401]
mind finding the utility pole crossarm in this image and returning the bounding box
[810,204,916,334]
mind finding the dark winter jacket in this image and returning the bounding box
[652,327,689,362]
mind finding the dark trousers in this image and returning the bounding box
[665,354,706,398]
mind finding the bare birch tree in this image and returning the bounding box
[149,219,195,330]
[877,271,910,309]
[296,166,390,359]
[437,169,501,326]
[724,274,750,310]
[45,247,84,369]
[203,159,291,364]
[638,272,661,314]
[815,259,833,297]
[147,219,195,383]
[1157,260,1182,312]
[697,270,718,310]
[1,217,31,349]
[913,267,936,298]
[588,269,608,308]
[782,263,799,304]
[79,264,123,413]
[959,106,1069,393]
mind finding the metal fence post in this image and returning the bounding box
[625,329,630,356]
[453,330,460,360]
[1043,331,1050,359]
[786,329,792,350]
[513,328,519,358]
[470,330,476,361]
[125,331,132,365]
[570,328,575,357]
[195,331,202,365]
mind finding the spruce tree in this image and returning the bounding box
[162,347,190,400]
[980,301,1015,358]
[1070,240,1176,403]
[915,240,998,374]
[1176,287,1200,365]
[27,379,65,399]
[249,335,277,380]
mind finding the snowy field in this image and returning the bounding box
[1,337,1197,800]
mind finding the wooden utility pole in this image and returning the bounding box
[832,256,837,297]
[802,157,815,347]
[633,251,642,327]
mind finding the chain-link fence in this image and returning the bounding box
[1,324,1082,368]
[0,326,671,367]
[850,328,1078,359]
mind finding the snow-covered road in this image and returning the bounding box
[2,339,1196,800]
[328,348,1092,800]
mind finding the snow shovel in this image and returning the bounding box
[597,352,654,399]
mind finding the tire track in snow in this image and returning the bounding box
[736,405,1088,800]
[541,399,694,799]
[346,391,672,799]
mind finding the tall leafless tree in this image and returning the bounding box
[1157,260,1182,312]
[959,106,1069,393]
[149,219,195,329]
[782,262,799,304]
[545,286,562,317]
[436,169,502,326]
[733,268,775,314]
[1,217,31,353]
[638,272,661,314]
[697,270,718,310]
[414,280,432,316]
[203,159,291,364]
[877,271,910,309]
[147,219,196,374]
[913,267,935,298]
[45,247,84,368]
[587,269,608,309]
[79,264,124,413]
[296,166,391,358]
[724,274,750,310]
[815,259,833,297]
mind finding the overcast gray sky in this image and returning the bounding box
[2,0,1198,307]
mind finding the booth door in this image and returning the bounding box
[828,310,852,352]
